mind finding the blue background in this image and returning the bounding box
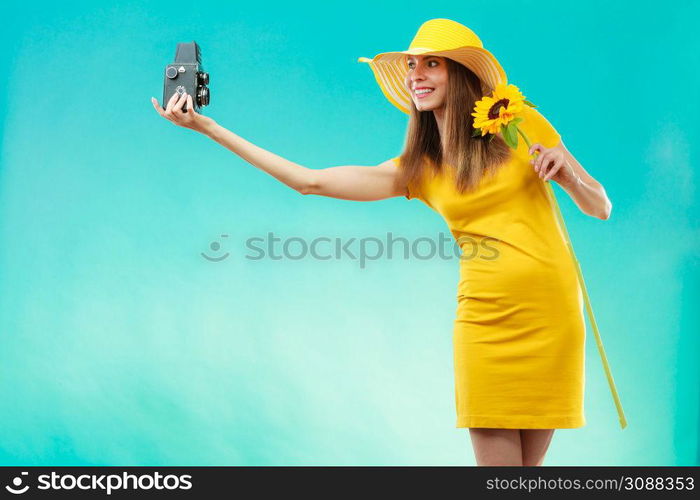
[1,0,698,465]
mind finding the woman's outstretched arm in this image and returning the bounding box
[152,91,406,201]
[204,121,405,201]
[202,120,312,194]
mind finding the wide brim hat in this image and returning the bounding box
[358,18,508,115]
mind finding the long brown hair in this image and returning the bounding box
[398,57,512,195]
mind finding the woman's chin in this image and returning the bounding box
[415,102,440,112]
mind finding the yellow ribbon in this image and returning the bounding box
[520,129,628,430]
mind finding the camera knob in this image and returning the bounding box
[165,66,178,79]
[198,72,209,85]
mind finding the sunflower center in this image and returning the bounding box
[488,98,510,119]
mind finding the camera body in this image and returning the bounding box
[162,41,210,113]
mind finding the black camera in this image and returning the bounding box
[162,41,210,113]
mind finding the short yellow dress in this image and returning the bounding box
[394,106,586,429]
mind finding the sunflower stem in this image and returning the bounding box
[516,126,532,150]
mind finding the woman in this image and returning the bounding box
[151,19,612,466]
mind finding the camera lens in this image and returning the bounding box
[198,86,210,106]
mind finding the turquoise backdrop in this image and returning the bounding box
[1,0,698,465]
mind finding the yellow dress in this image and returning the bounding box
[395,107,586,429]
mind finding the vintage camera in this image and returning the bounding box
[162,41,210,113]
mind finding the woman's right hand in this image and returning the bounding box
[151,91,215,134]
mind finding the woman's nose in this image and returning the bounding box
[412,65,427,81]
[411,72,424,83]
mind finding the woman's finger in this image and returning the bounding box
[539,155,554,178]
[165,91,181,113]
[545,157,563,179]
[532,154,542,172]
[151,97,165,115]
[528,143,545,156]
[542,158,556,178]
[534,150,549,171]
[163,92,180,117]
[543,160,561,182]
[173,92,188,114]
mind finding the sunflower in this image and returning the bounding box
[471,83,527,136]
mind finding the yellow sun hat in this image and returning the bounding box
[358,18,508,115]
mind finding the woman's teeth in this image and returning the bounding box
[415,88,434,95]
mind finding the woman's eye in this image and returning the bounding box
[408,60,437,69]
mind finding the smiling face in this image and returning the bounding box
[405,54,448,112]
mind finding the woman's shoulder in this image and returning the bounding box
[391,155,443,175]
[519,106,562,149]
[390,155,445,201]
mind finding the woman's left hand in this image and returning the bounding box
[528,143,580,187]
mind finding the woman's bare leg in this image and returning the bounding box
[520,429,555,466]
[468,428,523,466]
